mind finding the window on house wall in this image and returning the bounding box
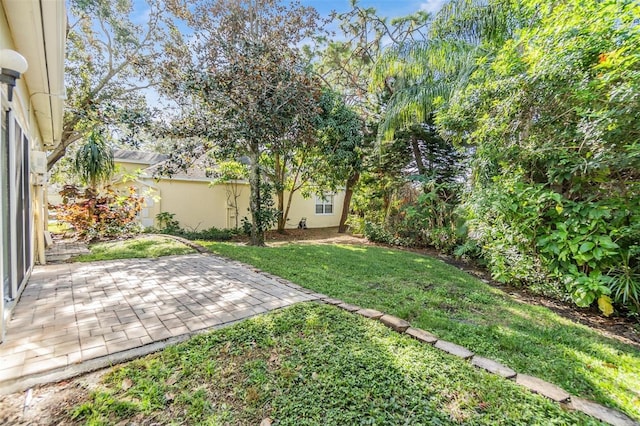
[315,194,334,215]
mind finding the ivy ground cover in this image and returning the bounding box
[72,303,602,425]
[199,241,640,421]
[73,235,195,262]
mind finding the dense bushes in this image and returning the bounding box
[464,179,640,311]
[357,0,640,316]
[362,186,463,251]
[437,0,640,315]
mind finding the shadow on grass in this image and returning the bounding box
[200,241,640,420]
[72,304,600,425]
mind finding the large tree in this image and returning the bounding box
[258,89,363,233]
[312,3,432,232]
[50,0,166,170]
[312,89,363,233]
[159,0,323,245]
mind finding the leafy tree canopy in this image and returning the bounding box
[50,0,167,170]
[157,0,324,245]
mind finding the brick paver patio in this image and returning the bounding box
[0,253,317,392]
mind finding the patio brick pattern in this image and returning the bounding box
[0,249,637,426]
[0,253,316,390]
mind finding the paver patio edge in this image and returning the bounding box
[0,314,256,395]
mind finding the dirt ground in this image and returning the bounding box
[262,226,369,245]
[0,371,106,425]
[1,227,638,424]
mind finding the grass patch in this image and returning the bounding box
[198,241,640,421]
[47,221,72,235]
[69,303,601,425]
[74,235,195,262]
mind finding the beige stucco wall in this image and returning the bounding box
[151,178,251,230]
[145,179,345,230]
[110,157,346,230]
[144,179,345,230]
[0,37,38,151]
[284,191,345,229]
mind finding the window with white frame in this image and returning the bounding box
[315,194,334,215]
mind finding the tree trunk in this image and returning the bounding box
[410,133,426,176]
[283,187,296,232]
[276,189,285,232]
[233,185,240,229]
[247,146,264,246]
[338,171,359,233]
[275,153,286,233]
[47,132,82,171]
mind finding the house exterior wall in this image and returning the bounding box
[111,158,347,231]
[137,176,345,231]
[150,178,251,230]
[284,191,346,229]
[0,0,66,342]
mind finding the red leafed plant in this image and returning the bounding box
[52,185,143,241]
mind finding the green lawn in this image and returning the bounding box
[73,235,195,262]
[47,221,72,235]
[198,241,640,421]
[71,303,601,425]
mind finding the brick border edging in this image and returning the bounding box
[172,246,638,426]
[147,234,212,254]
[246,261,637,426]
[313,296,637,426]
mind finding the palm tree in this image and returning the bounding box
[73,127,115,189]
[371,39,477,141]
[371,0,527,141]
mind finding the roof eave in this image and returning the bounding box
[3,0,66,149]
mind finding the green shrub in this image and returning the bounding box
[361,180,464,252]
[152,212,238,241]
[155,212,181,234]
[180,227,238,241]
[465,176,640,313]
[609,248,640,315]
[363,221,398,245]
